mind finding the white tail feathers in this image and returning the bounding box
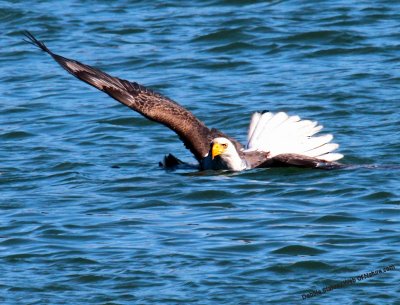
[246,111,343,162]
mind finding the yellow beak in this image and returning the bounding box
[212,143,225,160]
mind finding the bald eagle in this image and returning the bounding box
[24,31,343,171]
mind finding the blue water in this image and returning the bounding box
[1,1,399,304]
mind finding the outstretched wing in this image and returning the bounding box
[24,31,224,161]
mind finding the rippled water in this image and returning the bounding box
[1,1,400,304]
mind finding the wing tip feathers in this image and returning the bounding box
[23,31,52,54]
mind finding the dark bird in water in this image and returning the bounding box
[24,31,344,171]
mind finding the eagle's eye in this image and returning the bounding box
[222,143,228,149]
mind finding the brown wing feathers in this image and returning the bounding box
[23,31,214,161]
[257,153,344,169]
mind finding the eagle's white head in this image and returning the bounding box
[206,137,246,171]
